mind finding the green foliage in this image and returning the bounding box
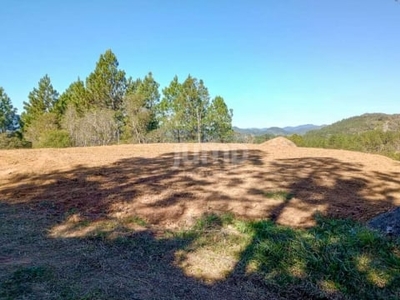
[314,113,400,136]
[135,72,160,131]
[206,96,234,142]
[85,49,127,110]
[24,112,59,147]
[15,50,233,147]
[287,134,304,146]
[159,75,233,143]
[122,93,151,143]
[253,133,276,144]
[160,75,210,142]
[122,72,161,142]
[290,130,400,160]
[159,75,186,142]
[38,130,71,148]
[0,87,17,133]
[0,132,31,149]
[57,78,89,116]
[21,74,59,130]
[287,114,400,160]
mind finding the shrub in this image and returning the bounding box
[37,130,71,148]
[0,132,32,149]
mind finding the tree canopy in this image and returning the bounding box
[6,49,234,148]
[0,87,17,133]
[21,74,59,130]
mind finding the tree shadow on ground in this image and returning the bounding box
[254,156,399,227]
[1,148,400,299]
[1,149,266,227]
[0,201,284,300]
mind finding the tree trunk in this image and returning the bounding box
[197,108,201,143]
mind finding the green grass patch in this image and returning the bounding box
[180,214,400,299]
[263,190,294,201]
[193,212,234,231]
[123,215,147,227]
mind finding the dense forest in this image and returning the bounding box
[0,50,234,148]
[288,113,400,160]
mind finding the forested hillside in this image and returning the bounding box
[0,50,234,148]
[307,113,400,135]
[288,113,400,160]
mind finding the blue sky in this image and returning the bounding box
[1,0,399,128]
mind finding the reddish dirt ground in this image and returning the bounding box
[1,139,400,230]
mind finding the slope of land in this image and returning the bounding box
[294,113,400,160]
[306,113,400,136]
[1,140,400,299]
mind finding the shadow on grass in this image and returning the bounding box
[1,148,400,299]
[225,215,400,299]
[0,202,283,299]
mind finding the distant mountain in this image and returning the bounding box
[233,124,323,136]
[298,113,400,160]
[283,124,326,135]
[305,113,400,137]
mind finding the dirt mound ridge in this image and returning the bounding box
[259,137,297,149]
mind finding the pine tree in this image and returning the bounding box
[21,74,59,130]
[206,96,233,142]
[160,75,213,142]
[135,72,160,131]
[181,76,210,143]
[122,93,150,143]
[86,49,127,111]
[159,76,185,142]
[0,87,17,133]
[57,78,89,116]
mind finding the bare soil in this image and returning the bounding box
[1,139,399,299]
[1,140,399,229]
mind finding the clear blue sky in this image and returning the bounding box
[1,0,399,128]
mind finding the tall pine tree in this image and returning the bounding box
[206,96,233,142]
[86,49,127,111]
[21,74,59,130]
[57,78,89,116]
[159,75,212,143]
[0,87,17,133]
[159,76,186,142]
[135,72,160,131]
[181,76,210,143]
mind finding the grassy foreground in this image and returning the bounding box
[178,214,400,299]
[1,208,399,299]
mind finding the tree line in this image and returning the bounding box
[0,50,234,148]
[288,131,400,161]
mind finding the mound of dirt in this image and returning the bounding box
[258,137,297,149]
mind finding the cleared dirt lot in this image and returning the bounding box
[1,139,400,231]
[1,139,400,299]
